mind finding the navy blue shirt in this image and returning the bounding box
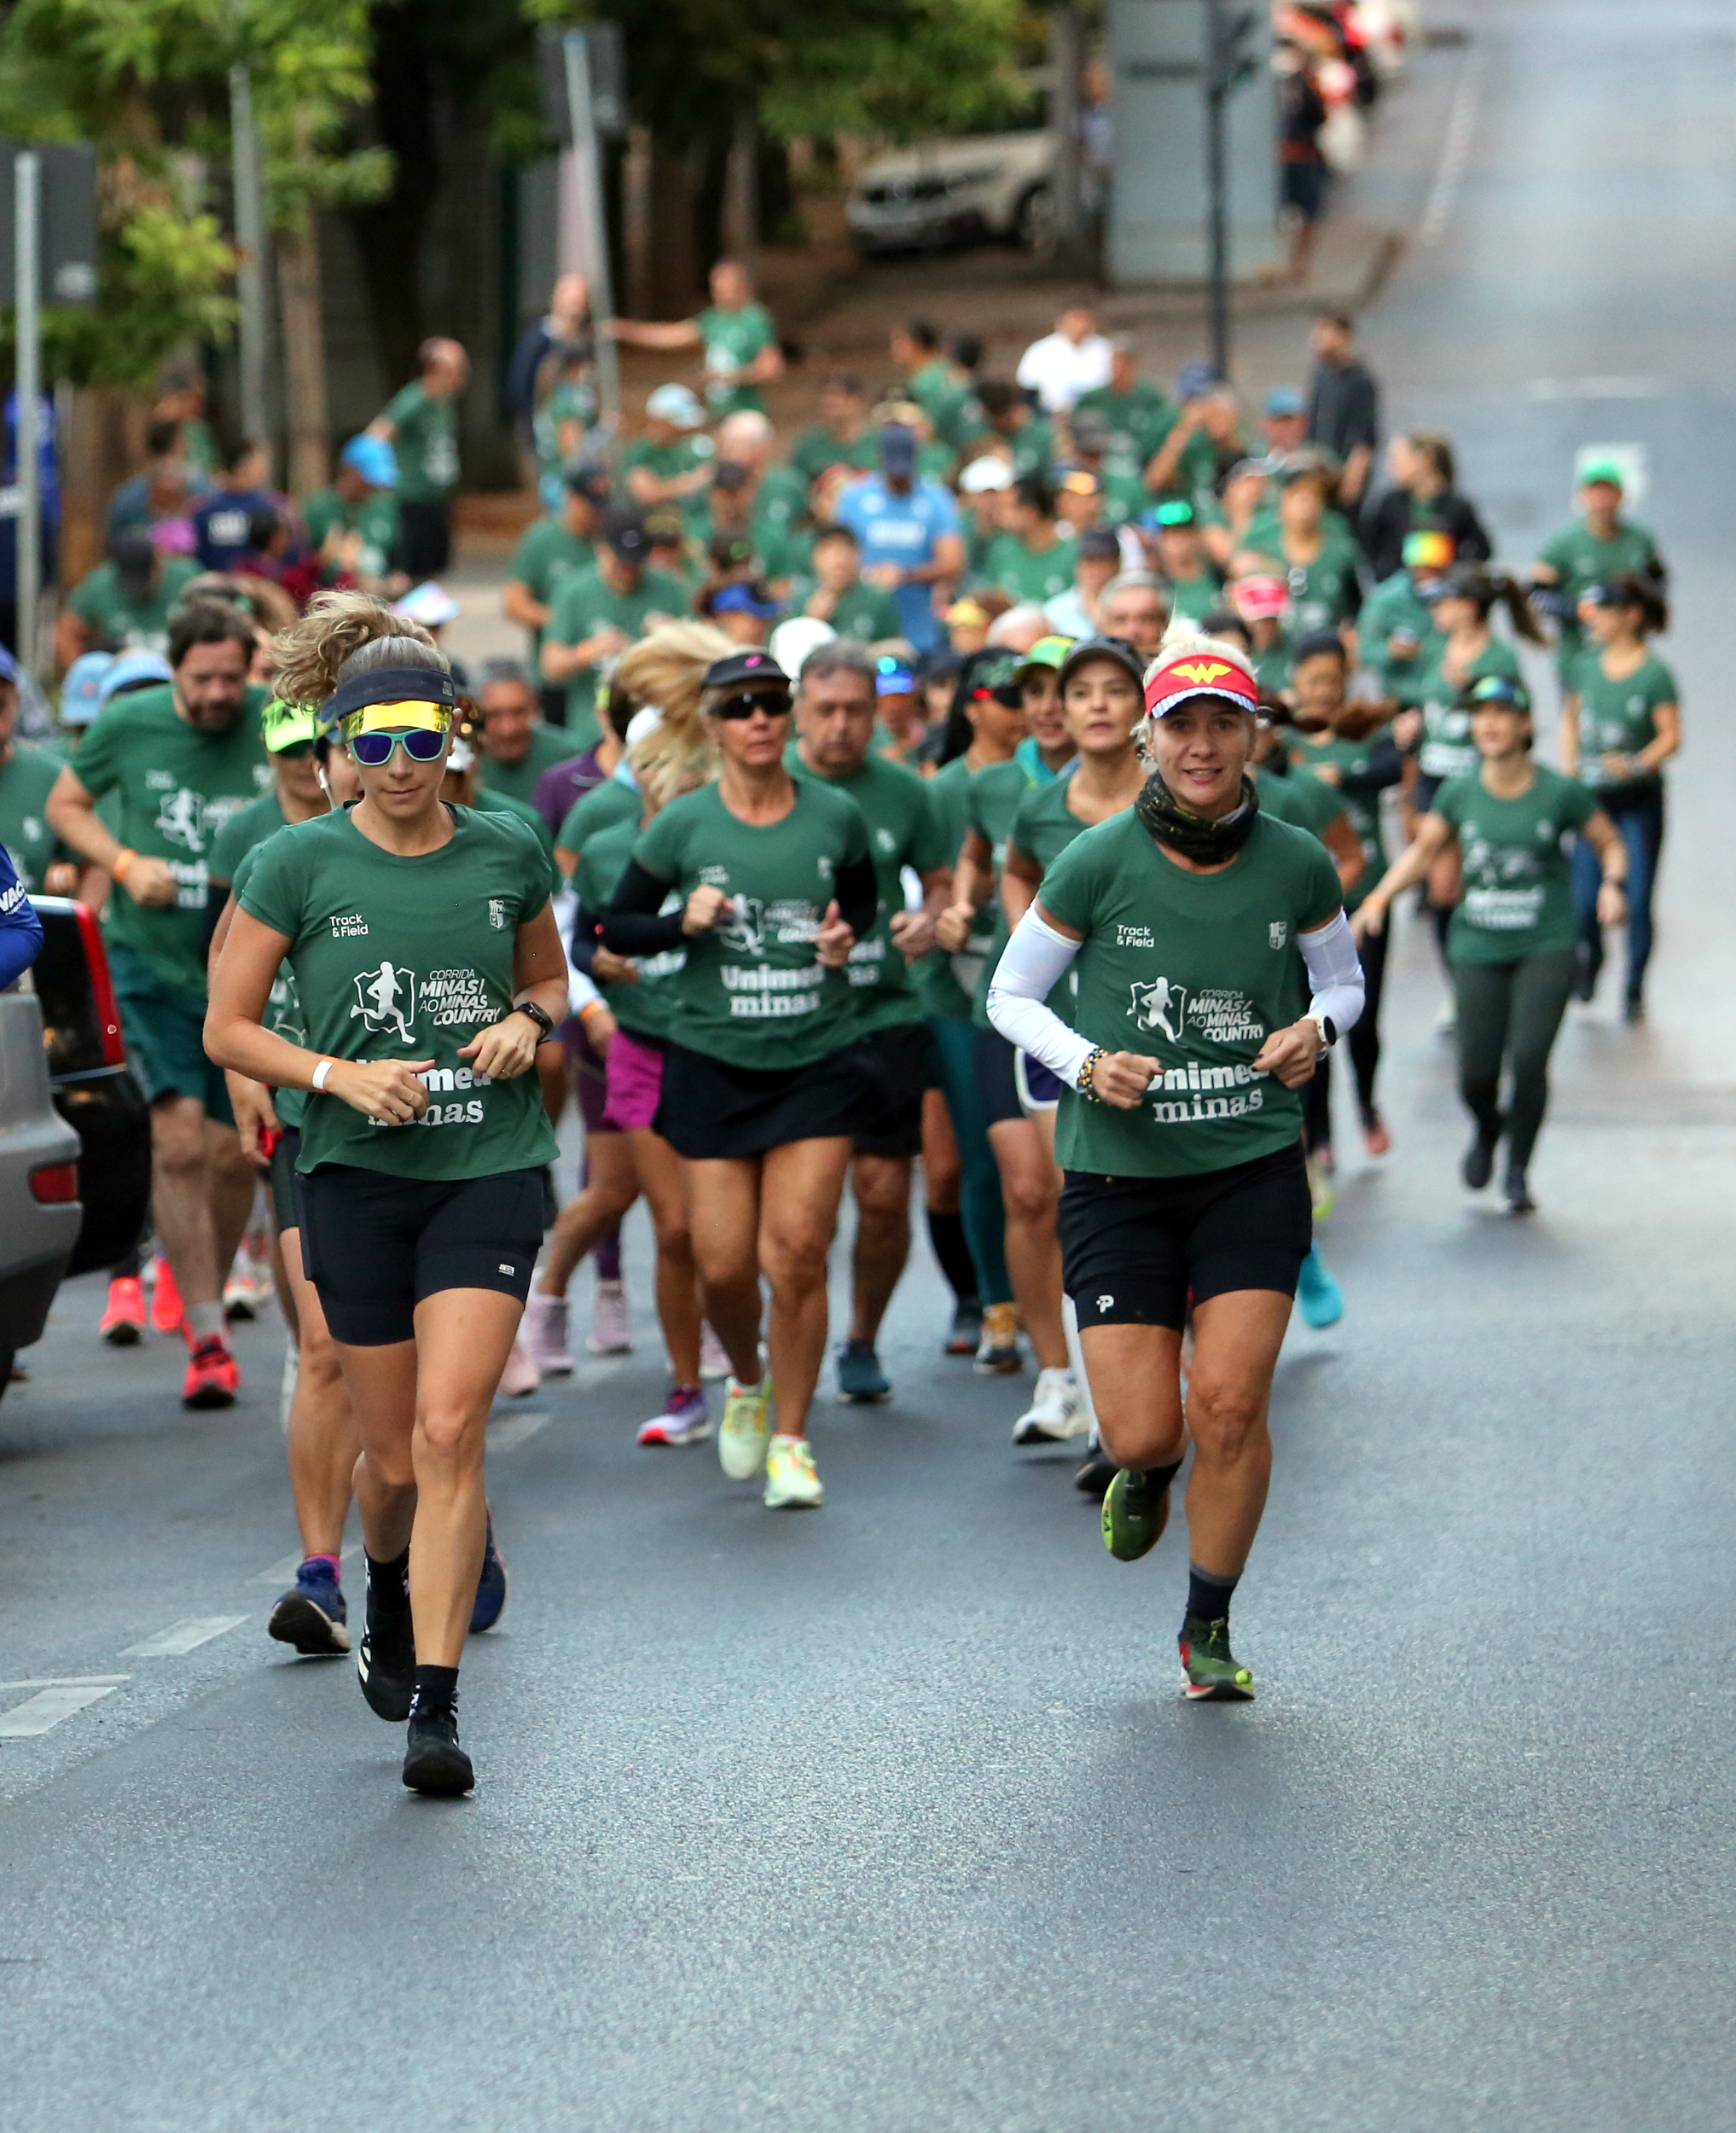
[192,487,277,572]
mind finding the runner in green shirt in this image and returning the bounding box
[787,641,953,1401]
[984,474,1075,605]
[303,434,402,594]
[1147,500,1223,625]
[1407,569,1541,805]
[608,260,782,418]
[540,512,688,747]
[367,339,467,578]
[1237,464,1362,634]
[1358,528,1456,695]
[502,468,608,678]
[554,773,641,876]
[621,383,716,529]
[45,603,273,1412]
[208,617,569,1797]
[1532,459,1663,679]
[0,671,74,890]
[787,525,903,644]
[1357,673,1627,1216]
[469,660,580,809]
[790,374,876,486]
[601,645,880,1509]
[1074,345,1176,470]
[64,537,201,656]
[984,635,1358,1701]
[1559,572,1680,1017]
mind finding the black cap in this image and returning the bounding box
[1070,408,1111,454]
[1077,526,1123,562]
[1056,636,1147,695]
[702,648,790,694]
[642,505,685,545]
[600,508,650,562]
[564,462,610,506]
[711,460,753,494]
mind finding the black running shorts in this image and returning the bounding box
[269,1125,301,1234]
[852,1021,940,1159]
[1058,1142,1312,1332]
[294,1163,546,1346]
[655,1041,877,1160]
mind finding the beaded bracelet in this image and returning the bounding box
[1076,1047,1110,1102]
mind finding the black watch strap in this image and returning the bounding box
[511,998,556,1039]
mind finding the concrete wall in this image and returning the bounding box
[1106,0,1279,285]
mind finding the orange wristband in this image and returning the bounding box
[112,847,137,884]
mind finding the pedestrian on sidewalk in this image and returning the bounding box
[369,339,468,584]
[1306,311,1379,511]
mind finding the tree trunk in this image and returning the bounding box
[276,218,330,500]
[623,125,653,319]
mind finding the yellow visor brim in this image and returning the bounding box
[342,700,453,737]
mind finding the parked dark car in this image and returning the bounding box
[29,895,151,1277]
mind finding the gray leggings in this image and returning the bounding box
[1451,950,1576,1177]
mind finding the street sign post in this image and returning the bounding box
[560,29,622,450]
[1204,1,1260,381]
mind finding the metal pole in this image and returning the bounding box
[15,150,40,675]
[229,61,270,448]
[1049,5,1084,255]
[562,31,621,455]
[1205,0,1230,381]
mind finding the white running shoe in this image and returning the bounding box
[521,1288,573,1375]
[1013,1365,1088,1444]
[637,1386,712,1446]
[497,1337,541,1398]
[718,1375,774,1479]
[763,1433,823,1509]
[699,1322,731,1380]
[587,1277,633,1355]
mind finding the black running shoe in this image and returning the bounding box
[1505,1170,1536,1216]
[357,1557,415,1722]
[403,1710,474,1796]
[1073,1449,1117,1499]
[1461,1125,1501,1191]
[469,1514,508,1635]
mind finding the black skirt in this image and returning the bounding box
[656,1040,878,1159]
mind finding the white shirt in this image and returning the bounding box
[1015,330,1115,415]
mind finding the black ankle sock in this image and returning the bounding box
[926,1207,979,1309]
[1140,1458,1183,1496]
[409,1664,459,1721]
[1186,1564,1239,1626]
[365,1548,410,1611]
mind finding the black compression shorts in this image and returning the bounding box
[294,1163,546,1346]
[1058,1142,1312,1332]
[852,1022,939,1158]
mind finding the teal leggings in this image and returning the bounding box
[931,1017,1013,1306]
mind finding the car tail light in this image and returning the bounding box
[73,900,126,1066]
[30,1161,79,1204]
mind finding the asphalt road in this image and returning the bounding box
[4,6,1735,2127]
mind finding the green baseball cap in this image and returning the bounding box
[262,697,321,753]
[1016,634,1075,675]
[1578,456,1625,490]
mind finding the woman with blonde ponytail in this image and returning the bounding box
[206,591,569,1796]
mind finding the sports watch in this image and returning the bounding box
[508,998,557,1040]
[1306,1013,1338,1050]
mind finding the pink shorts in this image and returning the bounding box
[601,1026,665,1133]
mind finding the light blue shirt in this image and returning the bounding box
[833,475,960,651]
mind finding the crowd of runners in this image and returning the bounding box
[0,283,1678,1793]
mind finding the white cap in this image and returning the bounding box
[768,616,836,677]
[392,580,462,626]
[960,456,1013,495]
[624,705,664,747]
[647,382,705,431]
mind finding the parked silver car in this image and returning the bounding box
[0,979,82,1393]
[846,131,1057,256]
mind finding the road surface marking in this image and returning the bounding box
[488,1409,549,1455]
[249,1543,361,1587]
[1420,47,1483,247]
[0,1675,130,1692]
[121,1616,247,1659]
[0,1683,120,1739]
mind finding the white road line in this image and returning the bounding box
[1524,377,1664,401]
[488,1409,550,1455]
[0,1683,120,1739]
[1419,46,1483,247]
[121,1615,247,1659]
[0,1675,130,1692]
[248,1543,361,1587]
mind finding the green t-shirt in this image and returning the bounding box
[1285,735,1383,910]
[1251,633,1293,698]
[790,427,875,487]
[473,783,557,863]
[1165,570,1224,626]
[543,565,688,747]
[208,788,289,888]
[1360,571,1437,695]
[1415,639,1522,783]
[1434,765,1597,965]
[556,776,641,861]
[984,532,1076,606]
[622,433,714,533]
[572,815,685,1043]
[1536,518,1661,669]
[1263,532,1361,634]
[1254,763,1342,843]
[304,488,400,584]
[987,772,1113,1026]
[912,753,974,1020]
[0,744,69,891]
[239,805,560,1179]
[786,578,903,644]
[1073,381,1176,471]
[383,381,459,503]
[474,724,581,810]
[67,558,201,652]
[965,755,1045,1026]
[696,302,775,416]
[630,779,870,1068]
[787,748,949,1034]
[1039,811,1342,1177]
[1568,648,1676,789]
[909,359,977,451]
[508,516,598,656]
[229,836,308,1130]
[74,683,273,994]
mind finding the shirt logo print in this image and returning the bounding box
[1128,977,1187,1043]
[489,898,508,929]
[1269,921,1289,950]
[351,962,419,1043]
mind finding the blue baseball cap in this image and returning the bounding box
[340,433,399,487]
[875,662,915,695]
[97,650,173,705]
[1176,358,1219,402]
[711,582,781,620]
[60,652,114,724]
[1264,386,1305,417]
[0,645,17,686]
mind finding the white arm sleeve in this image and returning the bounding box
[1298,909,1365,1037]
[986,908,1096,1089]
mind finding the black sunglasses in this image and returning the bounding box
[711,689,792,722]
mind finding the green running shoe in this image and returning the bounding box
[1101,1466,1172,1561]
[1178,1615,1255,1702]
